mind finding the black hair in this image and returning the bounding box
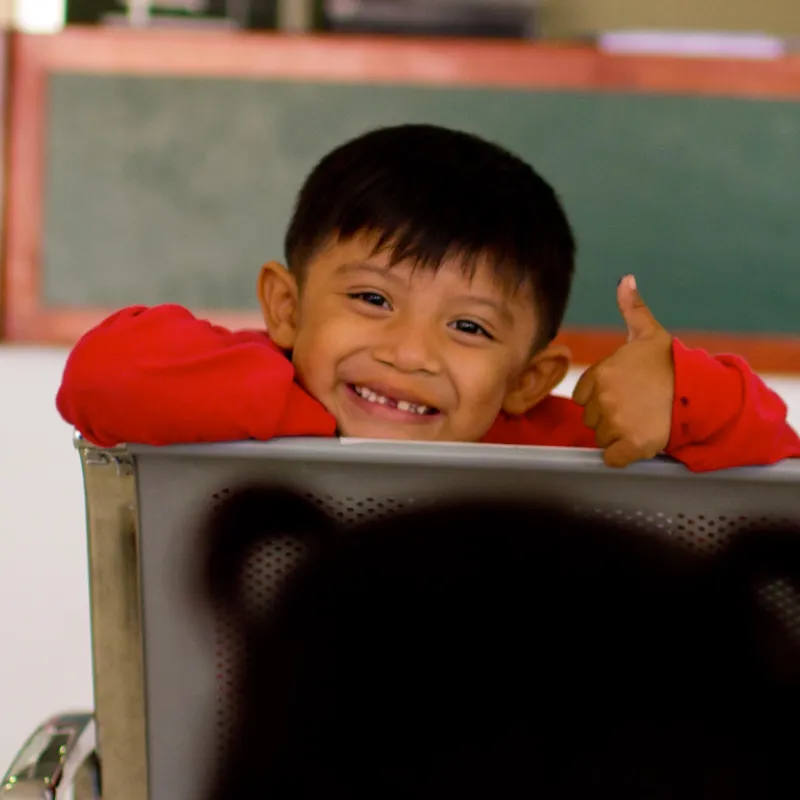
[201,485,800,800]
[284,124,576,345]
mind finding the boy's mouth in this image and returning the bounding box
[348,384,440,417]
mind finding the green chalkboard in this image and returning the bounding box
[43,74,800,333]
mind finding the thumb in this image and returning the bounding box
[617,275,660,342]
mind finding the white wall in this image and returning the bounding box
[0,347,93,771]
[1,345,799,771]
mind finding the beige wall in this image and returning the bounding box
[0,0,15,27]
[540,0,800,37]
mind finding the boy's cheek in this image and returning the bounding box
[290,343,330,401]
[452,386,508,441]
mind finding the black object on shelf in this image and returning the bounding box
[66,0,279,29]
[321,0,538,39]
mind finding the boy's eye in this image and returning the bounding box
[349,291,391,309]
[451,319,494,340]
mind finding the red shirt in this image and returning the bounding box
[56,304,800,472]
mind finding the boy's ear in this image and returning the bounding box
[502,343,571,416]
[257,261,299,349]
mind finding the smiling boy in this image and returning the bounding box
[57,124,800,471]
[260,236,558,443]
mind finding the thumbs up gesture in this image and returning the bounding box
[572,275,674,468]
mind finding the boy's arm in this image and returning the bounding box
[56,305,337,447]
[490,277,799,471]
[484,342,800,472]
[664,340,800,471]
[570,276,800,471]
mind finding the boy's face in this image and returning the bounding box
[259,235,569,442]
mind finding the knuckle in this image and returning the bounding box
[593,363,611,382]
[643,443,661,460]
[596,391,617,414]
[626,435,647,454]
[627,435,658,458]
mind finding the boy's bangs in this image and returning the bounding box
[337,225,531,297]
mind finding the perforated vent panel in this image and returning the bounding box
[573,508,795,554]
[211,487,800,751]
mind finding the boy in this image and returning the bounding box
[57,124,799,471]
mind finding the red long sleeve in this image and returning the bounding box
[57,306,800,472]
[663,340,800,471]
[56,305,336,447]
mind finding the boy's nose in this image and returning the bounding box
[372,323,441,375]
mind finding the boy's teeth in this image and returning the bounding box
[354,385,430,415]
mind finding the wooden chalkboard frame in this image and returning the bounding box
[3,27,800,371]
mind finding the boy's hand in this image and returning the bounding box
[572,275,674,468]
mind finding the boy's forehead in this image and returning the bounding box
[312,235,533,303]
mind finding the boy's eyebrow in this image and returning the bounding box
[450,295,515,325]
[335,262,397,279]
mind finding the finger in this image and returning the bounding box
[571,366,596,407]
[595,419,620,449]
[581,398,602,431]
[603,438,641,469]
[616,275,661,343]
